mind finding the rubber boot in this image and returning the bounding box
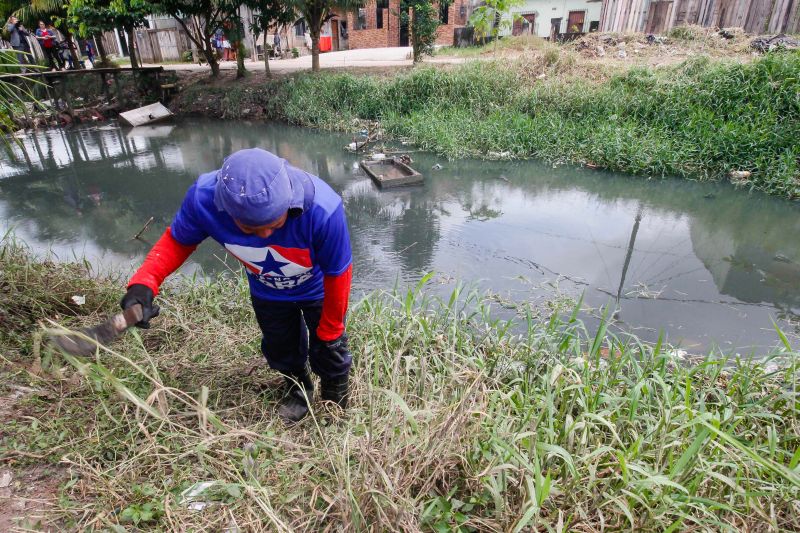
[277,371,313,423]
[320,374,349,410]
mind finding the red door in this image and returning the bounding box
[567,11,585,33]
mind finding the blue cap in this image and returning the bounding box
[213,148,305,226]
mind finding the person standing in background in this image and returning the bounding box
[35,21,60,70]
[84,39,95,67]
[48,24,68,69]
[6,17,30,69]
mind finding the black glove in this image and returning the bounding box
[315,332,353,372]
[120,284,160,329]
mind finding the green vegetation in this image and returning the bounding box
[181,51,800,198]
[2,237,799,530]
[469,0,524,52]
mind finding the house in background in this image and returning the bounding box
[599,0,800,34]
[503,0,603,40]
[340,0,469,49]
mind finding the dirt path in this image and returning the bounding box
[136,46,468,74]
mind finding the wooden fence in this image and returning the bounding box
[600,0,800,34]
[135,28,191,64]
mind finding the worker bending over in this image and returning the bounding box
[121,148,353,423]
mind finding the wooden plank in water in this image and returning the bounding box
[118,102,173,127]
[360,158,423,188]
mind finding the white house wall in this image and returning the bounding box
[503,0,603,37]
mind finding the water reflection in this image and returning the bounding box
[2,119,798,351]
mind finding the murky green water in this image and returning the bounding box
[2,119,799,352]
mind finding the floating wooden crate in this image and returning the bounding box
[360,158,423,188]
[118,102,173,127]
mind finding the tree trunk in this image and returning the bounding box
[205,46,220,77]
[263,33,271,78]
[411,12,420,63]
[126,26,139,68]
[311,28,320,72]
[61,27,81,68]
[236,41,246,78]
[95,35,108,63]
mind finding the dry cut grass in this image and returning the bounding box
[1,237,799,531]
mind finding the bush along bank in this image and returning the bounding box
[175,52,800,199]
[2,238,800,530]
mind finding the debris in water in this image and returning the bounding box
[431,163,443,170]
[118,102,173,127]
[346,141,369,152]
[773,254,791,263]
[370,153,387,161]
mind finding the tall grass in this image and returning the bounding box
[181,52,800,199]
[1,238,799,530]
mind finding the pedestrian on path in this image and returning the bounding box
[273,32,281,57]
[121,148,354,424]
[84,39,95,67]
[35,21,60,70]
[48,24,68,69]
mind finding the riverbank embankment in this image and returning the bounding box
[1,238,798,530]
[170,43,800,200]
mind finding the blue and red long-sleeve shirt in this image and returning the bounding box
[129,170,353,341]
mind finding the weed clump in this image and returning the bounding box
[1,238,799,531]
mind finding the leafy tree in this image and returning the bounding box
[147,0,235,77]
[293,0,363,73]
[67,0,151,68]
[221,7,248,78]
[469,0,523,54]
[401,0,444,63]
[243,0,294,78]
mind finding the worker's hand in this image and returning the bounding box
[120,284,160,329]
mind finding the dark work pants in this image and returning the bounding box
[43,46,60,70]
[251,297,351,380]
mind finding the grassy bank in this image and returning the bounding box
[177,51,800,199]
[2,238,800,530]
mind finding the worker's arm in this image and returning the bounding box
[313,204,353,342]
[121,183,208,327]
[128,227,197,294]
[317,265,352,341]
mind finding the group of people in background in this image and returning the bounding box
[212,28,236,61]
[6,16,95,71]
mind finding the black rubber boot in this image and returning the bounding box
[320,374,349,410]
[277,371,313,423]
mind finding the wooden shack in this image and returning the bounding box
[599,0,800,34]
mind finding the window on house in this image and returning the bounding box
[294,21,306,36]
[440,1,450,24]
[589,21,599,32]
[358,8,367,30]
[377,0,389,29]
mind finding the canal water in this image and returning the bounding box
[2,119,798,353]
